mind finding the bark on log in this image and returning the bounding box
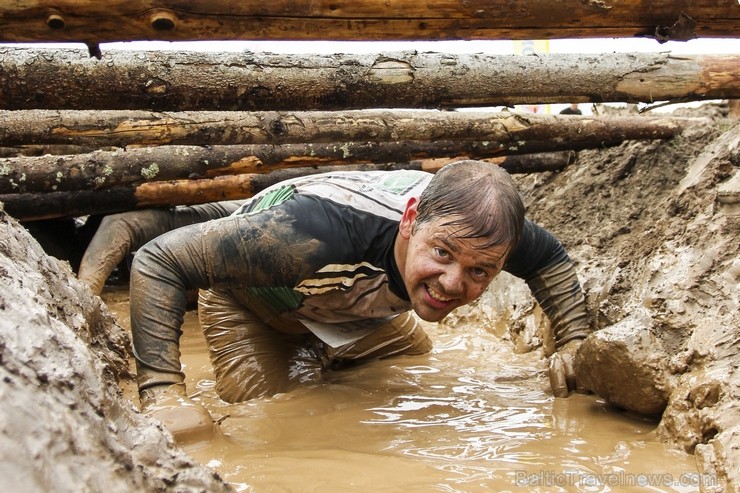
[0,153,575,221]
[0,109,717,148]
[2,49,739,111]
[488,151,576,174]
[0,145,108,158]
[0,163,413,221]
[0,0,737,43]
[413,151,576,174]
[0,115,698,194]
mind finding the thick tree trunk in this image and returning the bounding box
[0,115,697,194]
[0,109,712,148]
[0,152,575,221]
[0,0,736,43]
[2,49,739,111]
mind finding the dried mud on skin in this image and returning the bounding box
[0,103,738,492]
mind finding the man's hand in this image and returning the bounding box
[139,383,215,444]
[548,339,586,398]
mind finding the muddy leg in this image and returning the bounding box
[198,288,322,403]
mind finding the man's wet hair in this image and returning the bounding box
[414,160,525,254]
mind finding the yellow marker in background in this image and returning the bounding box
[512,40,552,115]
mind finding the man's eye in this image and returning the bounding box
[471,267,488,279]
[433,247,449,258]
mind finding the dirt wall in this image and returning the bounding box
[0,208,231,492]
[473,104,739,492]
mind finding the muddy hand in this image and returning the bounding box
[548,339,585,398]
[140,383,215,444]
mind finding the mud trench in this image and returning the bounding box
[102,285,700,493]
[1,104,737,493]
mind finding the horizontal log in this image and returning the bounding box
[0,163,416,221]
[0,115,699,194]
[0,0,737,43]
[0,153,575,221]
[0,145,108,158]
[0,109,718,148]
[2,49,739,111]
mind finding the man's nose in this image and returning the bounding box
[439,266,464,294]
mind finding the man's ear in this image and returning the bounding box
[399,197,419,240]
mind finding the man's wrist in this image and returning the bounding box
[136,367,185,392]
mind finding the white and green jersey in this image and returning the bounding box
[229,170,432,340]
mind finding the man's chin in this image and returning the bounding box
[412,304,454,322]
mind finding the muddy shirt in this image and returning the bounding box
[226,170,430,345]
[130,169,585,382]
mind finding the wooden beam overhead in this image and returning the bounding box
[2,49,739,112]
[0,1,738,45]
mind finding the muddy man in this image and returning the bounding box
[79,160,590,440]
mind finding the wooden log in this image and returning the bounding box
[0,115,698,194]
[413,151,576,174]
[0,152,576,221]
[2,49,739,111]
[488,151,577,174]
[0,145,108,158]
[0,109,718,148]
[0,163,416,221]
[0,0,736,43]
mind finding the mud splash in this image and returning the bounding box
[105,290,702,492]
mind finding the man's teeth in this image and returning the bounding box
[428,286,452,302]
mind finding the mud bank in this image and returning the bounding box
[0,104,737,492]
[0,210,231,492]
[480,104,738,491]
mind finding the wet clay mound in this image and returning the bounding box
[511,104,739,491]
[0,210,231,492]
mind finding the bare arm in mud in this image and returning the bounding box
[77,201,244,295]
[504,219,591,398]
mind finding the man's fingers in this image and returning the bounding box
[147,402,215,444]
[560,352,577,393]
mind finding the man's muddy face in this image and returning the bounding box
[396,200,509,322]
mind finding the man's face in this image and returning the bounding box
[396,198,510,322]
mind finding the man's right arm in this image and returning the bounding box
[129,213,257,389]
[129,213,260,439]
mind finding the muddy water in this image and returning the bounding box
[105,291,700,493]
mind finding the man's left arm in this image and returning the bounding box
[503,219,591,397]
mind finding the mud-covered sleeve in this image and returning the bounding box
[171,200,246,228]
[503,219,590,348]
[130,214,255,390]
[77,200,246,295]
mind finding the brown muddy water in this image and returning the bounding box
[104,290,703,493]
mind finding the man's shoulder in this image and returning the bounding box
[302,169,432,190]
[233,169,432,219]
